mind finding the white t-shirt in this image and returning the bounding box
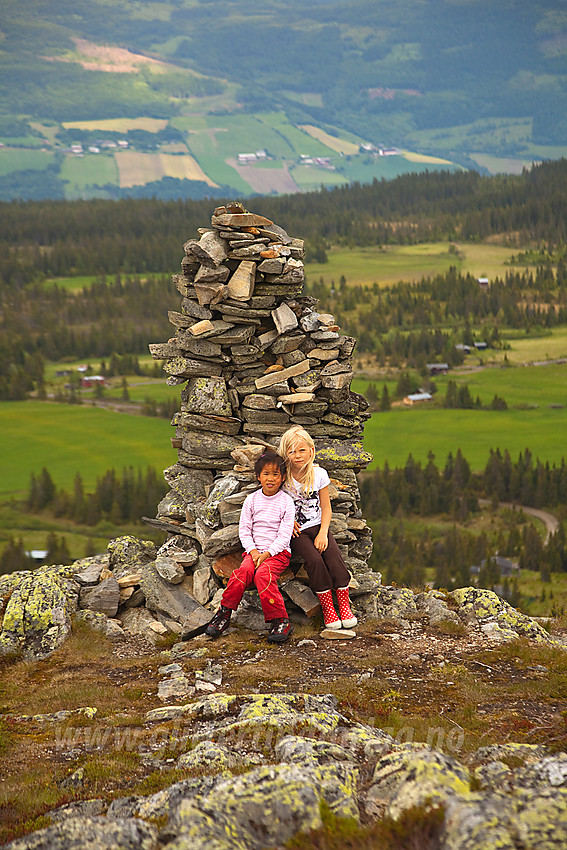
[286,465,330,531]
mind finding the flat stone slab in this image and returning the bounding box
[320,628,357,639]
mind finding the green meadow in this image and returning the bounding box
[60,154,118,195]
[435,362,567,408]
[305,242,526,288]
[0,402,174,498]
[364,406,567,471]
[0,148,54,176]
[359,361,567,469]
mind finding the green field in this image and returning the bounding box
[359,361,567,470]
[60,154,118,193]
[0,402,175,498]
[435,362,567,408]
[481,328,567,366]
[0,148,54,176]
[191,153,253,194]
[290,165,348,190]
[363,406,567,471]
[305,242,532,288]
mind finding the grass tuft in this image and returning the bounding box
[286,799,445,850]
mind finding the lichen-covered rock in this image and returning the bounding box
[0,569,79,659]
[314,439,373,471]
[177,741,236,771]
[470,742,548,766]
[367,747,471,819]
[415,590,461,626]
[164,762,357,850]
[182,376,232,416]
[107,537,157,577]
[375,586,418,621]
[514,786,567,848]
[199,475,241,528]
[442,792,518,850]
[274,735,354,767]
[451,587,557,644]
[3,815,157,850]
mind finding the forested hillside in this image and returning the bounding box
[1,0,566,199]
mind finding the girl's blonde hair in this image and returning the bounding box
[278,425,316,495]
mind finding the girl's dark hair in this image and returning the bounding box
[254,450,286,480]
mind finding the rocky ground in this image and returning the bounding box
[2,607,567,849]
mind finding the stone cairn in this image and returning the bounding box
[141,201,379,637]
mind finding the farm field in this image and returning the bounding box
[363,406,567,471]
[0,402,174,498]
[0,106,466,201]
[479,328,567,366]
[435,362,567,408]
[305,242,526,288]
[60,155,118,194]
[0,149,55,176]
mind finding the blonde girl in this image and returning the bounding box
[278,425,357,630]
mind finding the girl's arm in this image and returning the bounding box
[314,485,331,552]
[266,496,295,556]
[238,495,257,555]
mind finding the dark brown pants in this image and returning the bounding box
[290,525,350,593]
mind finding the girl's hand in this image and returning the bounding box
[314,531,328,552]
[292,521,302,538]
[250,548,261,565]
[256,551,270,567]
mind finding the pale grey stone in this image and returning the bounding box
[271,302,298,334]
[155,557,186,585]
[203,525,241,559]
[82,575,120,618]
[140,564,201,623]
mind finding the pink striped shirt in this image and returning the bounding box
[239,488,295,557]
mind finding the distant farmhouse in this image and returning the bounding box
[404,392,432,405]
[427,363,449,376]
[237,150,268,164]
[470,556,519,579]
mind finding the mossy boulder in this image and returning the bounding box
[3,815,157,850]
[375,586,418,621]
[107,536,157,577]
[0,567,79,660]
[165,762,358,850]
[451,587,556,644]
[367,747,471,819]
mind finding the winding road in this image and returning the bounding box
[479,499,560,544]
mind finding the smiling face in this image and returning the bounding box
[257,462,283,496]
[286,439,314,477]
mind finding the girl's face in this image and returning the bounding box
[257,462,283,496]
[287,439,314,472]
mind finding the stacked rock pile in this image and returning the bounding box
[138,202,379,634]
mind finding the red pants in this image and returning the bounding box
[221,551,290,621]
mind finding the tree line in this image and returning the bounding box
[27,466,167,527]
[2,258,566,401]
[0,274,176,400]
[2,160,567,289]
[307,263,567,364]
[360,448,567,603]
